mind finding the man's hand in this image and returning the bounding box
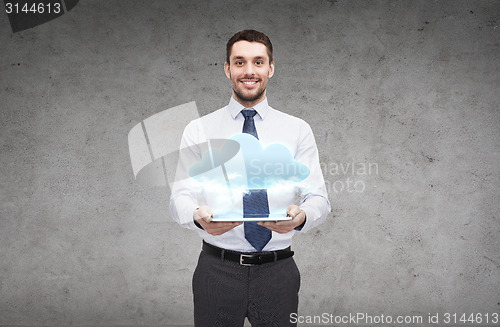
[194,205,242,236]
[258,205,306,234]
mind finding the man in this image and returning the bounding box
[170,30,330,326]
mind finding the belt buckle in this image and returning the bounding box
[239,254,257,266]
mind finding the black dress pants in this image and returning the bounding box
[192,249,301,327]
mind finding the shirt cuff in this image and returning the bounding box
[294,218,306,231]
[193,218,204,230]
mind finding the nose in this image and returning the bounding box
[244,64,255,76]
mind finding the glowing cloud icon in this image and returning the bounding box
[189,133,310,189]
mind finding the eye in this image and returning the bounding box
[235,61,244,66]
[255,61,263,65]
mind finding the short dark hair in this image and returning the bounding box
[226,30,273,64]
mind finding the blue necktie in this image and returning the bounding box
[241,109,272,251]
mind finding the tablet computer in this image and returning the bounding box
[211,213,292,222]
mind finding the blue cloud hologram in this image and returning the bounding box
[189,134,309,189]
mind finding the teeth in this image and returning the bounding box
[243,81,257,85]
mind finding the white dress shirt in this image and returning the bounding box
[169,97,330,252]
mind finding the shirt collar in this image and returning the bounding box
[227,96,270,120]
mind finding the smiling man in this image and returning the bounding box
[170,30,330,326]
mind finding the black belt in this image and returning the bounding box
[202,241,294,266]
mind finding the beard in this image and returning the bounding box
[233,88,266,103]
[228,70,270,105]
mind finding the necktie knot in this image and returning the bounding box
[241,109,257,119]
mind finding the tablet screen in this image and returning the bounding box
[211,213,291,222]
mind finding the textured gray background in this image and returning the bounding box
[1,0,499,326]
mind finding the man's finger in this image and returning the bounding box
[287,207,301,218]
[202,220,242,235]
[202,213,213,223]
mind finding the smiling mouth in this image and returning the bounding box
[241,80,259,86]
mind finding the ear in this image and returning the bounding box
[224,62,231,79]
[268,61,275,78]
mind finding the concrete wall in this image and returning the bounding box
[1,0,498,325]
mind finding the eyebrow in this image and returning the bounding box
[232,56,266,61]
